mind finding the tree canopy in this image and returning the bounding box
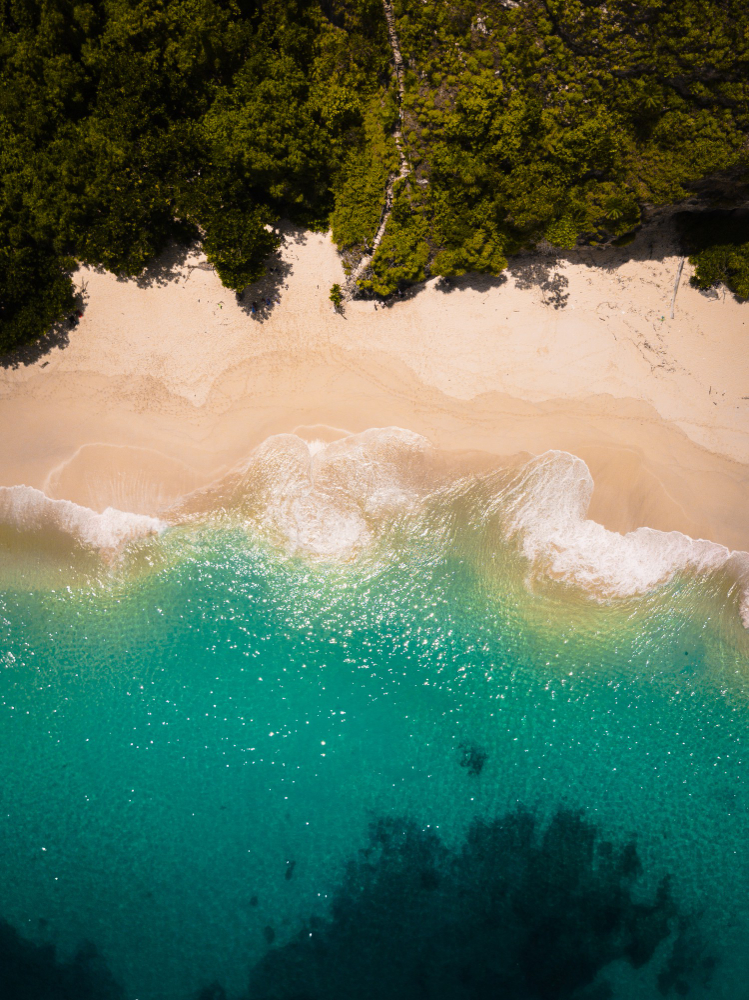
[1,0,747,351]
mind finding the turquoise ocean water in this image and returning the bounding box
[0,430,747,1000]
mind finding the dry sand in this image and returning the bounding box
[1,222,747,551]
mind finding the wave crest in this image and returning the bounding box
[498,450,747,601]
[217,433,749,621]
[2,431,747,622]
[0,485,164,550]
[179,428,431,558]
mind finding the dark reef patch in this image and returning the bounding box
[0,920,122,1000]
[195,984,228,1000]
[459,742,488,776]
[247,807,713,1000]
[0,809,714,1000]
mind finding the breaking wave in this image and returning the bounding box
[495,450,749,622]
[169,427,434,558]
[0,485,164,550]
[1,429,747,622]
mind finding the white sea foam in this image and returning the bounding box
[0,485,164,550]
[197,431,749,621]
[494,450,749,620]
[3,431,747,622]
[227,428,427,558]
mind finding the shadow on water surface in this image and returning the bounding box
[459,741,488,776]
[0,807,716,1000]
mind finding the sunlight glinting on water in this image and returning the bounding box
[0,430,747,1000]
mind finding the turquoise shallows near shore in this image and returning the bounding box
[1,431,748,1000]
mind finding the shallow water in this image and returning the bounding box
[1,431,748,1000]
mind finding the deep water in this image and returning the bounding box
[1,518,748,1000]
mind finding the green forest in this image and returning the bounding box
[1,0,748,351]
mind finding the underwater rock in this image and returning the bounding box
[0,921,122,1000]
[195,984,227,1000]
[458,743,488,776]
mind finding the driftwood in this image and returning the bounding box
[670,256,686,319]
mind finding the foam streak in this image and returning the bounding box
[0,485,164,550]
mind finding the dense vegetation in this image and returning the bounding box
[370,0,749,291]
[679,210,749,298]
[1,0,747,351]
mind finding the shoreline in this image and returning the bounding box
[0,223,747,555]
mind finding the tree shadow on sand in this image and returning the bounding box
[537,210,746,304]
[0,221,304,368]
[0,287,88,370]
[129,237,197,289]
[429,209,747,308]
[235,223,306,323]
[236,250,293,323]
[432,259,568,308]
[428,256,572,308]
[434,271,509,297]
[0,238,195,369]
[506,256,570,309]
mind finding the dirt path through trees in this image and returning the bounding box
[348,0,411,293]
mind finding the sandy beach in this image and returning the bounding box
[0,220,747,553]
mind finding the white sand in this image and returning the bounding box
[0,226,747,550]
